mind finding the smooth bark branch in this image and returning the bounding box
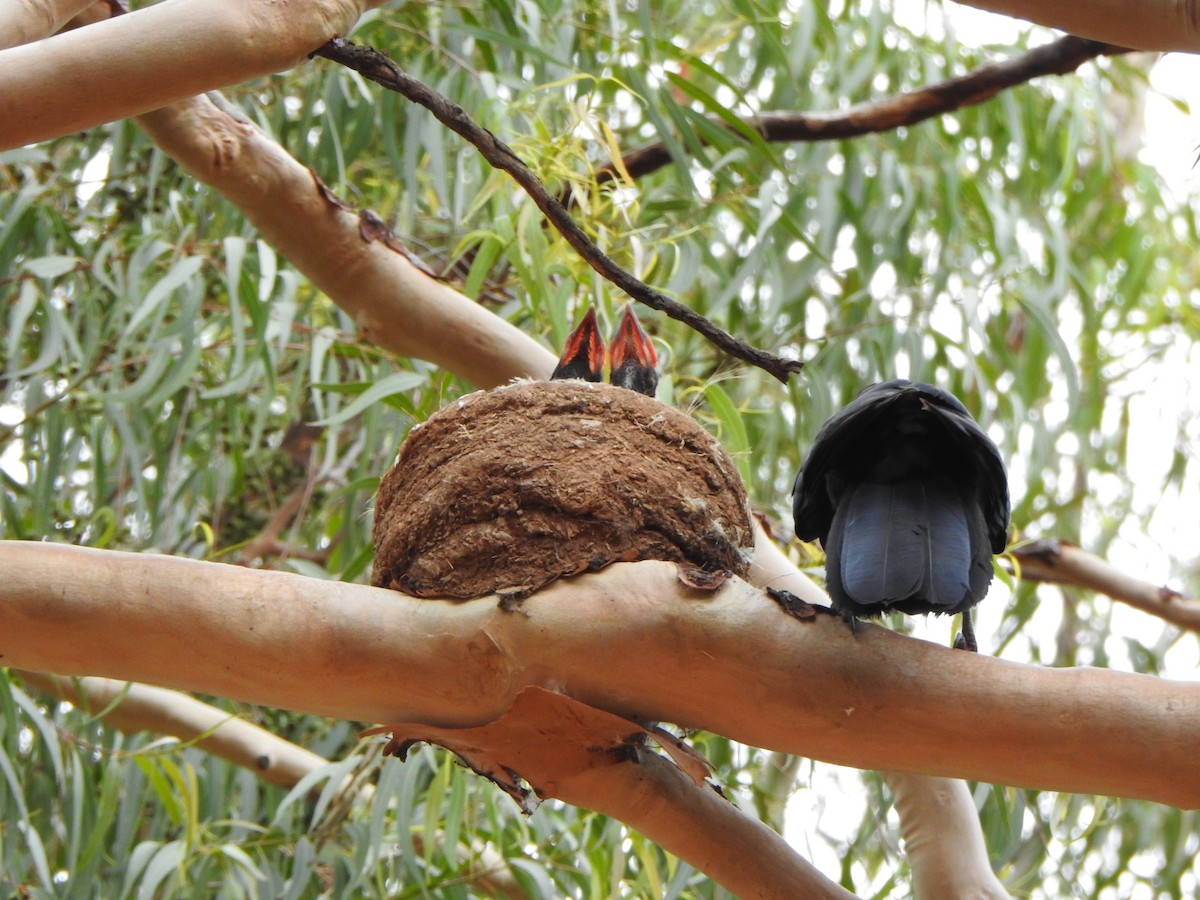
[749,520,828,604]
[135,95,556,389]
[1011,539,1200,633]
[954,0,1200,52]
[16,671,525,898]
[884,773,1013,899]
[311,38,806,385]
[576,753,859,900]
[0,0,97,46]
[0,0,386,149]
[18,529,993,896]
[598,36,1124,187]
[16,671,337,789]
[372,686,854,899]
[558,742,856,899]
[2,541,1198,809]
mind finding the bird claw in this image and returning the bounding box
[765,587,837,622]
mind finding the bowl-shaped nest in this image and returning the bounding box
[371,380,754,600]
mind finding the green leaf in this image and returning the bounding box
[703,382,752,484]
[22,254,80,279]
[127,256,204,334]
[314,371,424,425]
[137,839,186,900]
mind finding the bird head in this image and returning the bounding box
[550,306,605,383]
[608,303,659,397]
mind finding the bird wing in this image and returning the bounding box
[921,391,1011,554]
[792,381,912,541]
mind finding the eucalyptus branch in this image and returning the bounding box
[4,541,1199,809]
[311,38,805,385]
[1010,538,1200,633]
[596,35,1126,186]
[16,672,525,899]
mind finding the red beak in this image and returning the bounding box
[609,303,658,397]
[550,306,605,383]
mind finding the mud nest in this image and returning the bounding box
[371,380,754,600]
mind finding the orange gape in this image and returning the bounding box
[551,303,659,397]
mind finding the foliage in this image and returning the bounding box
[3,0,1200,896]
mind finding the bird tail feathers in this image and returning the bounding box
[826,478,985,616]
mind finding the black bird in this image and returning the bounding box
[550,306,605,383]
[791,380,1009,650]
[608,303,659,397]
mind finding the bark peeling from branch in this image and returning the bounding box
[364,686,853,899]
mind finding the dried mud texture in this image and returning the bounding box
[372,380,754,600]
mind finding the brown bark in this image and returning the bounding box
[601,36,1124,187]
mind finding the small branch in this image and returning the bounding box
[17,671,525,899]
[17,671,336,788]
[370,686,854,899]
[311,38,804,385]
[597,36,1125,186]
[236,473,320,565]
[1009,538,1200,633]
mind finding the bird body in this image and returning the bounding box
[792,380,1009,644]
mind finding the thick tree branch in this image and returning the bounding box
[0,0,386,148]
[17,527,992,895]
[749,519,828,603]
[134,94,556,389]
[953,0,1200,52]
[884,773,1013,898]
[1011,539,1200,633]
[2,541,1198,809]
[311,38,805,385]
[567,746,855,899]
[0,0,96,45]
[372,686,854,899]
[599,36,1125,186]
